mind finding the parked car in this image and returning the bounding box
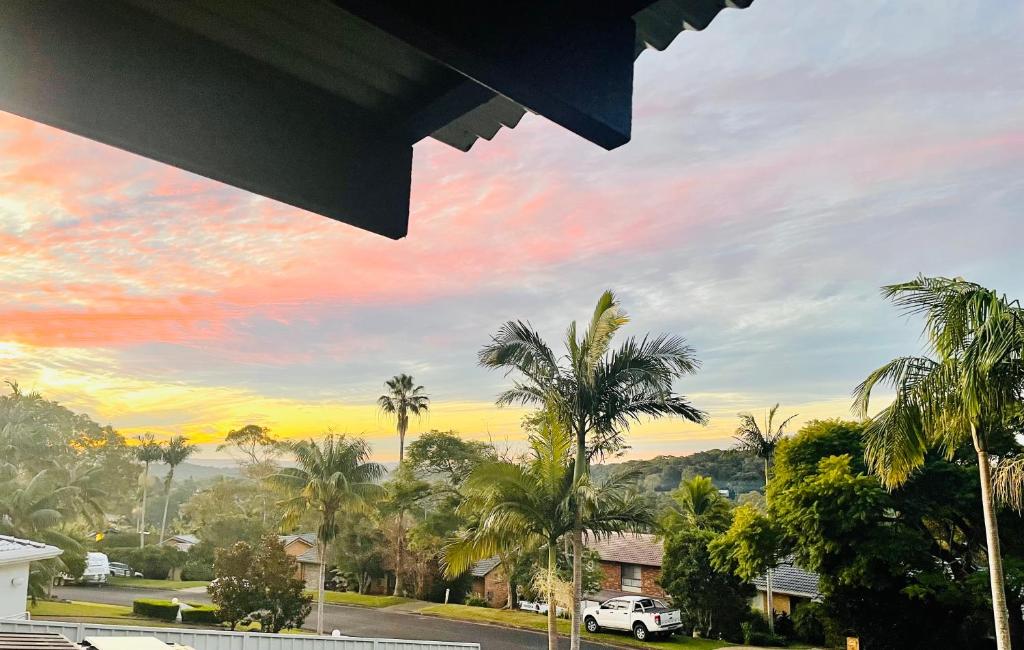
[518,599,567,617]
[55,552,111,586]
[582,596,682,641]
[108,561,142,578]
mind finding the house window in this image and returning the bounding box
[621,564,642,592]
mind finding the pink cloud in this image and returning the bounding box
[1,108,1021,350]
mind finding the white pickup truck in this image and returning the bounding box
[582,595,682,640]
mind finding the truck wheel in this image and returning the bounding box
[633,623,648,641]
[584,616,599,633]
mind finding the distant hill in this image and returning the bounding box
[149,461,240,482]
[591,449,764,497]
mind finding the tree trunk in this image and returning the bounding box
[547,540,558,650]
[394,419,406,597]
[316,539,326,635]
[139,463,149,548]
[570,426,586,650]
[159,469,174,544]
[974,425,1012,650]
[764,457,774,634]
[391,515,403,597]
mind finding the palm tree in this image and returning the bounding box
[270,435,384,635]
[134,434,164,548]
[443,412,654,650]
[479,290,705,650]
[159,435,196,544]
[853,276,1024,650]
[377,373,429,596]
[378,374,430,464]
[0,468,87,597]
[732,403,797,632]
[662,475,732,533]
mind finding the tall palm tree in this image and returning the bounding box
[662,475,732,533]
[378,374,430,464]
[377,373,429,596]
[479,290,705,650]
[134,434,164,548]
[732,403,796,631]
[853,276,1024,650]
[159,435,196,544]
[443,412,654,650]
[270,435,384,635]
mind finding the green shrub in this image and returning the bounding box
[792,602,827,645]
[107,546,183,579]
[774,611,794,638]
[132,598,180,621]
[182,558,214,581]
[181,604,220,625]
[464,593,489,608]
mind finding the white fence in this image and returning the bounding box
[0,619,480,650]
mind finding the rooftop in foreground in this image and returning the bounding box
[0,0,753,238]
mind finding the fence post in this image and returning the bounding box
[76,622,85,642]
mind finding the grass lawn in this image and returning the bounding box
[311,590,412,608]
[108,576,210,590]
[419,604,731,649]
[27,600,183,628]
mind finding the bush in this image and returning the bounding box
[464,592,489,607]
[792,602,827,645]
[182,558,214,581]
[133,598,180,621]
[741,622,787,647]
[774,611,794,639]
[107,546,183,579]
[181,604,220,625]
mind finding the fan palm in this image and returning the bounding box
[662,475,732,533]
[377,373,429,596]
[159,435,196,544]
[853,276,1024,650]
[443,412,654,650]
[134,434,164,548]
[270,435,385,634]
[479,290,704,650]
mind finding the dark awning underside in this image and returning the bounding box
[0,0,752,238]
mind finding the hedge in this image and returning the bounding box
[132,598,180,621]
[181,604,220,625]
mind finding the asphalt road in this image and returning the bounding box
[54,585,620,650]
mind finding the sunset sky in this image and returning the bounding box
[1,0,1022,464]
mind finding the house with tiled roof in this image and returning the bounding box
[468,557,508,608]
[584,532,666,605]
[752,559,822,617]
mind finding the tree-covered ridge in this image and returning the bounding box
[591,448,765,496]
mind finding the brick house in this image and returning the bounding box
[583,533,666,607]
[278,533,319,588]
[469,556,509,608]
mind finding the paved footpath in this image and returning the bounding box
[53,585,620,650]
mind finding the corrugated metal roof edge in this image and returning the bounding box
[432,0,753,151]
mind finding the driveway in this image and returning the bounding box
[53,585,620,650]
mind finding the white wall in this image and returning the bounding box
[0,562,29,619]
